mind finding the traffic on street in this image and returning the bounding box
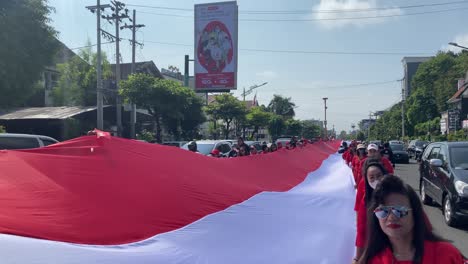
[395,159,468,257]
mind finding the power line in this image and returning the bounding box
[127,1,468,14]
[242,7,468,21]
[135,7,468,21]
[70,41,115,50]
[143,41,432,56]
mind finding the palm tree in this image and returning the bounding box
[267,95,296,119]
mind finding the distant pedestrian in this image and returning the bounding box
[250,146,258,155]
[187,141,199,153]
[238,145,249,157]
[210,149,221,158]
[237,137,250,155]
[262,144,269,154]
[270,143,278,152]
[381,142,395,168]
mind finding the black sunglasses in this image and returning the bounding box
[374,206,412,219]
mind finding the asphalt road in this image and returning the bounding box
[395,160,468,256]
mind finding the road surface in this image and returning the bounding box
[395,160,468,256]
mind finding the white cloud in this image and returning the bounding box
[313,0,402,29]
[442,33,468,53]
[256,71,277,79]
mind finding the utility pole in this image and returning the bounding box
[122,10,145,139]
[401,78,406,139]
[86,1,112,130]
[368,112,373,139]
[323,97,328,139]
[102,1,129,137]
[184,55,194,88]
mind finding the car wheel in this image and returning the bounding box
[444,195,458,227]
[420,181,432,205]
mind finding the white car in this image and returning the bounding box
[181,140,233,157]
[0,133,59,150]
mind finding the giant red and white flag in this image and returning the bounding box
[0,134,355,263]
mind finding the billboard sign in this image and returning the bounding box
[195,1,238,91]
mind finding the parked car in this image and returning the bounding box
[389,140,404,145]
[408,140,429,159]
[181,140,233,157]
[0,133,59,150]
[419,142,468,226]
[162,141,187,148]
[389,143,409,164]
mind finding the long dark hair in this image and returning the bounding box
[363,161,387,207]
[359,176,443,263]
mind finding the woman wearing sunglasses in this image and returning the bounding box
[353,161,388,263]
[358,176,465,264]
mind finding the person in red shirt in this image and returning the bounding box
[357,176,465,264]
[354,144,394,215]
[346,143,357,166]
[352,144,367,184]
[354,162,388,262]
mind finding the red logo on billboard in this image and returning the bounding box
[197,21,234,74]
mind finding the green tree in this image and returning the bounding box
[267,95,296,119]
[369,103,403,141]
[356,131,366,141]
[268,114,286,140]
[301,120,321,139]
[339,130,347,140]
[0,0,59,107]
[285,119,303,136]
[53,45,112,106]
[120,74,204,143]
[403,51,468,136]
[405,89,439,128]
[246,107,272,140]
[204,94,246,139]
[0,126,5,133]
[162,88,206,140]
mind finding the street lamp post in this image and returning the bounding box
[241,82,268,138]
[449,42,468,51]
[323,97,328,139]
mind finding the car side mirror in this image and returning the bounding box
[429,159,443,167]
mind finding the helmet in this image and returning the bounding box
[188,141,197,152]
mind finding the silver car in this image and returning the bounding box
[182,140,233,157]
[0,133,59,150]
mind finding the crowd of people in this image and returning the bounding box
[187,136,311,158]
[341,141,467,264]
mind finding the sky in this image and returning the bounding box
[48,0,468,132]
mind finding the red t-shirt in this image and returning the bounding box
[342,150,349,161]
[368,241,464,264]
[355,193,367,247]
[346,152,354,165]
[354,178,365,211]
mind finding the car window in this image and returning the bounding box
[217,143,231,154]
[197,143,215,155]
[429,147,440,160]
[41,139,57,146]
[390,144,404,151]
[423,145,433,160]
[438,147,447,163]
[450,147,468,169]
[0,137,40,150]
